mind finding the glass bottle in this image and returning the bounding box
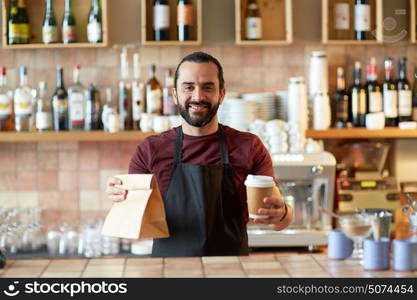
[7,0,20,45]
[42,0,58,44]
[132,53,145,130]
[349,61,366,127]
[87,0,103,43]
[383,57,398,127]
[14,66,33,132]
[365,57,382,113]
[35,81,52,131]
[102,87,114,132]
[333,0,352,40]
[397,57,412,122]
[163,69,178,116]
[331,67,349,128]
[62,0,76,43]
[51,67,68,131]
[146,64,163,115]
[153,0,170,41]
[118,48,133,130]
[0,67,14,131]
[412,67,417,122]
[68,65,85,130]
[354,0,371,40]
[84,83,102,130]
[17,0,30,44]
[177,0,193,41]
[245,0,262,40]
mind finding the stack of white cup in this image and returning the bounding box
[265,119,288,153]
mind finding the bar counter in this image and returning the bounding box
[1,251,416,278]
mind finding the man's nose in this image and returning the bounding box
[191,87,205,100]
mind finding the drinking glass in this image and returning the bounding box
[339,213,373,262]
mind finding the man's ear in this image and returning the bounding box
[172,88,179,105]
[219,88,226,105]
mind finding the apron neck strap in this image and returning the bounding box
[174,125,230,166]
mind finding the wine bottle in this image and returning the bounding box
[17,0,30,44]
[118,48,133,130]
[413,67,417,122]
[87,0,103,43]
[153,0,170,41]
[0,67,14,131]
[35,81,52,131]
[7,0,20,45]
[84,83,102,130]
[333,0,351,40]
[177,0,193,41]
[14,66,33,132]
[245,0,262,40]
[383,57,398,127]
[365,57,382,113]
[354,0,371,40]
[42,0,58,44]
[146,64,163,115]
[132,53,145,130]
[350,61,366,127]
[102,88,114,132]
[163,69,178,116]
[68,65,85,130]
[397,57,412,122]
[62,0,76,43]
[51,67,69,131]
[331,67,349,128]
[0,250,6,269]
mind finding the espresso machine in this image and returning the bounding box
[247,152,336,250]
[335,143,400,215]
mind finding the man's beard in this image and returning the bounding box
[177,99,220,127]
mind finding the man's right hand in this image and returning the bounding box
[105,177,127,202]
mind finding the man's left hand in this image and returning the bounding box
[249,195,293,231]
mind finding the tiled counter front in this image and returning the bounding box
[1,253,416,278]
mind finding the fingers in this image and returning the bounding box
[262,196,285,209]
[107,176,123,187]
[109,194,127,202]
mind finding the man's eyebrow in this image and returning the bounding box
[182,82,195,85]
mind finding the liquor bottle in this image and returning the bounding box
[383,57,398,126]
[0,67,14,131]
[153,0,170,41]
[68,65,85,130]
[349,61,366,127]
[146,64,163,115]
[0,250,5,269]
[413,68,417,122]
[87,0,103,43]
[163,69,178,116]
[397,57,412,122]
[132,53,145,130]
[14,66,33,132]
[8,0,20,45]
[84,83,101,130]
[333,0,351,40]
[35,81,52,131]
[245,0,262,40]
[42,0,58,44]
[102,87,114,132]
[62,0,76,43]
[51,67,69,131]
[177,0,193,41]
[354,0,371,40]
[118,48,133,130]
[331,67,349,128]
[17,0,30,44]
[365,57,382,113]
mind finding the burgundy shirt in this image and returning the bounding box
[128,125,274,223]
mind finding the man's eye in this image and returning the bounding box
[204,86,214,91]
[184,86,193,91]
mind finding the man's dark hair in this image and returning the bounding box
[174,51,225,90]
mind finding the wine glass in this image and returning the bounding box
[339,213,373,262]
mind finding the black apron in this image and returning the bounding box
[152,125,249,257]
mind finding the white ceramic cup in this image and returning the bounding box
[153,116,171,133]
[140,113,155,132]
[366,112,385,130]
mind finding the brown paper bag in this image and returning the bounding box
[101,174,170,239]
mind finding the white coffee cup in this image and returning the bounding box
[244,175,275,219]
[140,113,155,132]
[366,112,385,130]
[153,116,170,133]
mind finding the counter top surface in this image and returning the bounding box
[1,251,416,278]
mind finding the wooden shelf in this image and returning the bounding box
[411,0,416,43]
[0,131,155,143]
[141,0,202,46]
[306,127,417,139]
[1,0,109,49]
[235,0,293,45]
[322,0,383,44]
